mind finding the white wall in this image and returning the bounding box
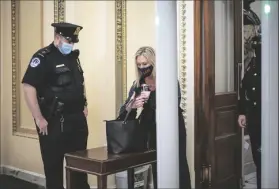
[184,1,195,187]
[250,1,262,19]
[261,0,278,187]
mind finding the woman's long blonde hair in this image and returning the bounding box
[134,46,156,87]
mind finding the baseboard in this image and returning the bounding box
[0,165,115,189]
[0,165,45,187]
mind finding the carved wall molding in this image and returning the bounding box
[54,0,65,23]
[178,1,188,125]
[11,0,18,135]
[11,0,65,137]
[115,0,127,114]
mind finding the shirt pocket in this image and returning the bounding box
[54,65,72,87]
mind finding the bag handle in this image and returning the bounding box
[123,96,136,123]
[119,81,142,122]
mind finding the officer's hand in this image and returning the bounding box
[35,117,48,135]
[238,115,246,128]
[83,107,88,117]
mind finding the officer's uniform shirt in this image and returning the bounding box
[22,43,86,113]
[22,47,50,89]
[239,44,261,115]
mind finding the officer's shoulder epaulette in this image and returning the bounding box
[35,46,52,58]
[72,49,80,58]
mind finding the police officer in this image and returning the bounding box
[239,1,262,188]
[22,22,90,189]
[238,60,261,189]
[238,32,261,189]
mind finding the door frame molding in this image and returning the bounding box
[194,0,216,187]
[194,0,205,187]
[0,0,2,166]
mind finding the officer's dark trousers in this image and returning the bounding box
[37,112,90,189]
[247,112,261,189]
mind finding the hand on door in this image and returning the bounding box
[238,115,247,128]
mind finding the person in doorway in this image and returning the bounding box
[118,46,191,189]
[22,22,90,189]
[238,1,261,188]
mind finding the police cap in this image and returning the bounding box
[51,22,83,43]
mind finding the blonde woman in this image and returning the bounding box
[119,46,191,189]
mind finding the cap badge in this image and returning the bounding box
[74,27,81,35]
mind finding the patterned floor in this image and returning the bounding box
[0,175,43,189]
[1,172,258,189]
[243,172,257,189]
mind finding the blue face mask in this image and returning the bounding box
[58,41,73,55]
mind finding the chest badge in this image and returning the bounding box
[56,64,65,68]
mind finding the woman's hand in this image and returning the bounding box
[139,91,151,103]
[126,96,145,110]
[126,91,150,110]
[131,91,151,109]
[131,96,145,109]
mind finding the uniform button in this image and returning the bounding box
[252,87,255,90]
[254,73,257,76]
[254,102,257,105]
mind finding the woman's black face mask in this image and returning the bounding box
[139,65,153,78]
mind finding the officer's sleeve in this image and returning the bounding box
[21,56,48,88]
[238,78,247,115]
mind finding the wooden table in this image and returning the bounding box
[65,147,157,189]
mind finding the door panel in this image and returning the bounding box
[212,0,242,187]
[196,0,242,188]
[213,93,240,188]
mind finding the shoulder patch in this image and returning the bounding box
[30,57,41,68]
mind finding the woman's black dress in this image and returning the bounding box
[119,82,191,189]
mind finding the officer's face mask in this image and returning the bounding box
[58,41,73,55]
[58,36,74,55]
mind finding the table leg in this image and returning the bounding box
[97,175,107,189]
[66,168,73,189]
[151,162,158,189]
[127,168,135,189]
